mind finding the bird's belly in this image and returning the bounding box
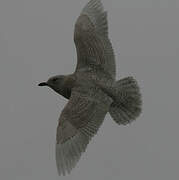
[75,70,114,94]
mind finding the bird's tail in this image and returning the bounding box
[109,76,142,125]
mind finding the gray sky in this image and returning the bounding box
[0,0,179,179]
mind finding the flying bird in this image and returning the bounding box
[39,0,142,176]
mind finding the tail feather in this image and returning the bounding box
[109,76,142,125]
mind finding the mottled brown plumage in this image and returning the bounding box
[38,0,142,176]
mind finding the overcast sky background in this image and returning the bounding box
[0,0,179,180]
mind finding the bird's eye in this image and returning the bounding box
[52,78,58,82]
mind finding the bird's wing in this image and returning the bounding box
[74,0,116,79]
[56,86,112,175]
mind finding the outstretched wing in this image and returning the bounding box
[74,0,116,79]
[56,87,112,175]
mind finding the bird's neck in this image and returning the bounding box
[59,74,76,99]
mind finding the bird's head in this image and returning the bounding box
[38,75,65,94]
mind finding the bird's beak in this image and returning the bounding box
[38,82,48,86]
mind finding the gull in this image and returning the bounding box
[38,0,142,176]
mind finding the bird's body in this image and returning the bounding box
[39,0,142,176]
[56,71,113,98]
